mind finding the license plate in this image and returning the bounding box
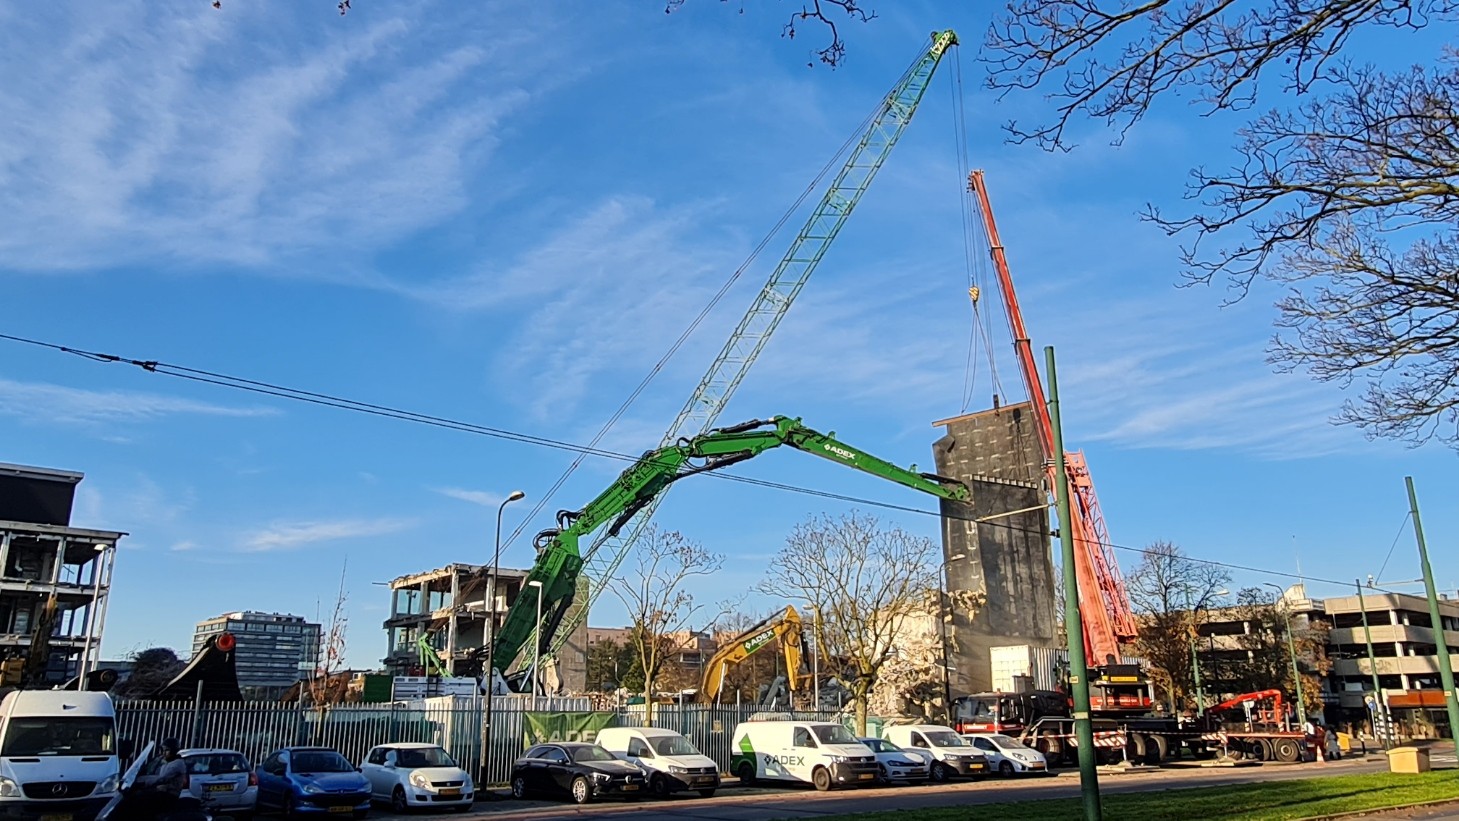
[440,788,460,796]
[858,773,874,780]
[328,807,353,814]
[971,764,986,770]
[622,784,639,791]
[40,815,73,821]
[693,777,715,785]
[205,783,234,792]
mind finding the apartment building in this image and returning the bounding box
[0,462,124,686]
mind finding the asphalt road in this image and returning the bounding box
[347,753,1397,820]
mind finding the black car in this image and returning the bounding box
[509,742,646,804]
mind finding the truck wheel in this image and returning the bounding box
[1273,738,1301,763]
[929,761,949,782]
[1247,739,1267,761]
[1146,733,1169,765]
[1036,733,1063,765]
[736,760,757,786]
[651,774,671,797]
[812,766,833,792]
[1126,733,1148,764]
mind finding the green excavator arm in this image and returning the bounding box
[486,415,969,686]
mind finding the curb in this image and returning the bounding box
[1298,797,1459,821]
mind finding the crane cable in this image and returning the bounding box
[950,47,1002,414]
[498,79,899,553]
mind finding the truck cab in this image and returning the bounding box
[596,727,721,797]
[0,690,121,821]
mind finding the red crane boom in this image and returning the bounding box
[967,170,1138,665]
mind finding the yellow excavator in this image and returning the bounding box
[699,606,806,704]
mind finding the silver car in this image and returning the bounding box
[177,748,258,817]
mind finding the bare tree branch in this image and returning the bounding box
[664,0,877,67]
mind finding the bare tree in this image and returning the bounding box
[307,561,350,708]
[984,2,1459,446]
[1211,587,1332,716]
[1126,542,1231,711]
[609,527,723,724]
[664,1,876,67]
[757,510,939,734]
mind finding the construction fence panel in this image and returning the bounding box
[115,700,857,786]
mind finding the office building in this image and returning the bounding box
[193,611,321,697]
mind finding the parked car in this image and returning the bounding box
[961,733,1049,776]
[360,743,474,813]
[882,724,988,781]
[178,748,258,817]
[509,742,646,805]
[858,737,929,784]
[596,727,721,797]
[730,720,879,791]
[256,747,371,818]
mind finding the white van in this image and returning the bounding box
[883,723,989,781]
[595,727,721,798]
[730,720,879,791]
[0,690,122,821]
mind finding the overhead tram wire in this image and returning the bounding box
[0,330,1392,598]
[496,86,896,553]
[1374,510,1414,583]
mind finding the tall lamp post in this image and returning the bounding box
[1188,591,1228,718]
[479,489,525,794]
[1264,583,1307,728]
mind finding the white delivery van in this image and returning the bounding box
[730,720,879,791]
[883,724,989,781]
[0,690,122,821]
[596,727,721,798]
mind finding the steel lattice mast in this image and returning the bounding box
[539,30,959,663]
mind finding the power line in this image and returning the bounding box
[0,331,1391,596]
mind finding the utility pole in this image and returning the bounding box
[1264,582,1306,727]
[1046,346,1101,821]
[1190,640,1205,716]
[1355,579,1390,748]
[1405,476,1459,742]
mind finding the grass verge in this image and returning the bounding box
[800,771,1459,821]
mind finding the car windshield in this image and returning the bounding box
[571,746,616,763]
[396,747,456,768]
[812,725,858,745]
[292,751,355,773]
[650,736,700,756]
[990,735,1028,751]
[185,753,250,775]
[1,717,115,757]
[924,731,967,747]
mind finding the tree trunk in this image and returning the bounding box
[644,669,655,727]
[853,681,871,736]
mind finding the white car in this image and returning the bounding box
[858,737,929,784]
[361,742,475,812]
[177,748,258,817]
[962,733,1049,776]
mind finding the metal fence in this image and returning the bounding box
[115,698,854,786]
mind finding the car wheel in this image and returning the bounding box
[510,776,529,800]
[929,761,949,782]
[999,761,1014,777]
[811,766,832,792]
[391,785,409,814]
[877,763,889,784]
[650,774,671,797]
[698,789,716,798]
[736,760,756,786]
[570,776,593,805]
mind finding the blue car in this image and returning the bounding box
[256,746,371,818]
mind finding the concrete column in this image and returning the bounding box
[0,531,11,581]
[446,570,460,676]
[49,537,65,585]
[390,588,400,618]
[1392,610,1401,626]
[1400,674,1411,689]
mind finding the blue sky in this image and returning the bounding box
[1,1,1454,669]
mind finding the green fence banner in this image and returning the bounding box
[522,711,617,745]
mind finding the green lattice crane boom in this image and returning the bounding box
[529,29,959,668]
[482,415,969,683]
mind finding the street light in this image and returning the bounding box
[480,489,525,793]
[1189,590,1228,718]
[527,580,544,711]
[1264,583,1307,728]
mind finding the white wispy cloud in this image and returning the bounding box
[0,1,567,273]
[0,376,277,427]
[433,487,506,507]
[242,517,415,552]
